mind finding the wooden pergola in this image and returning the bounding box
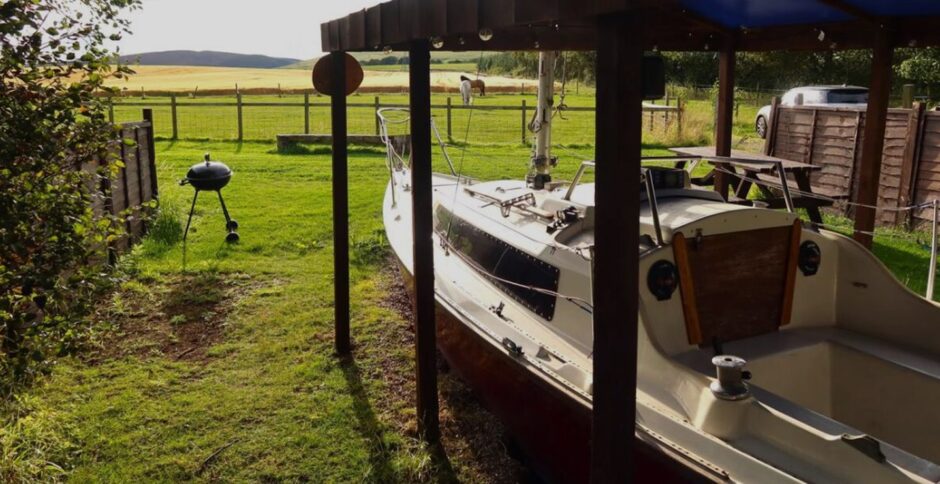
[322,0,940,481]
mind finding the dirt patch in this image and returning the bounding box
[375,259,533,483]
[89,272,259,364]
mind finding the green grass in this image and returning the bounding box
[4,138,935,482]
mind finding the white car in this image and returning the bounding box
[755,85,868,138]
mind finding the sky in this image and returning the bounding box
[118,0,378,60]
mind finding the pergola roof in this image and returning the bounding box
[320,0,940,53]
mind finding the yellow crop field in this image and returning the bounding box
[105,65,532,93]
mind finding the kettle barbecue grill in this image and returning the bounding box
[180,153,239,243]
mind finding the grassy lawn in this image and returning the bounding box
[3,138,935,482]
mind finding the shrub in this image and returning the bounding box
[0,0,140,393]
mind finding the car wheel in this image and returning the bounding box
[756,115,767,139]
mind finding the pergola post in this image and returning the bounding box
[853,27,894,248]
[591,12,642,482]
[331,51,351,356]
[715,41,736,200]
[409,39,440,445]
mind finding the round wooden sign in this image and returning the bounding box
[311,53,364,96]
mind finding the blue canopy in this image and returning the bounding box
[679,0,940,28]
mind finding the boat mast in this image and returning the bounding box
[528,51,557,190]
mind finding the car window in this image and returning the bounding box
[802,90,826,104]
[826,89,868,104]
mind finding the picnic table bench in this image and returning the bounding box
[670,146,840,224]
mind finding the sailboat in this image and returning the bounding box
[381,52,940,483]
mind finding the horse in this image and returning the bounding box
[459,78,473,106]
[460,75,486,96]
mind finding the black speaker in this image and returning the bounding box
[642,55,666,100]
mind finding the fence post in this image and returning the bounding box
[677,97,683,139]
[902,84,915,109]
[170,95,178,140]
[304,92,311,134]
[142,109,158,200]
[446,97,452,140]
[108,98,115,124]
[374,96,381,135]
[237,93,244,141]
[521,99,527,145]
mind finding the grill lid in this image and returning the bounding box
[185,153,232,181]
[181,153,233,190]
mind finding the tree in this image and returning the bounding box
[0,0,140,391]
[896,48,940,94]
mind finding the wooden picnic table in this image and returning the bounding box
[669,146,832,224]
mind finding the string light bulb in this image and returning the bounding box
[431,37,444,49]
[478,28,494,42]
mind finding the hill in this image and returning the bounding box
[119,50,300,69]
[283,51,492,70]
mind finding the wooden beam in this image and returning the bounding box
[331,51,351,356]
[714,41,735,200]
[853,26,893,248]
[591,11,641,482]
[409,38,440,445]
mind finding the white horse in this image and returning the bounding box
[459,78,473,106]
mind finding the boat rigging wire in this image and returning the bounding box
[446,50,489,242]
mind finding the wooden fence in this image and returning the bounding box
[86,109,158,255]
[110,95,682,143]
[765,101,940,226]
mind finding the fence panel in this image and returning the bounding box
[769,105,940,226]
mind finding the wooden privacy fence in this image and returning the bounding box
[86,109,158,255]
[765,101,940,226]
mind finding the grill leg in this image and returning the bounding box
[216,191,237,230]
[183,190,199,242]
[217,190,239,242]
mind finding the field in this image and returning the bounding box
[3,139,935,482]
[105,65,524,94]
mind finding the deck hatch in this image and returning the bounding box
[673,223,801,346]
[436,206,560,320]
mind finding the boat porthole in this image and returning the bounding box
[647,260,679,301]
[799,241,821,276]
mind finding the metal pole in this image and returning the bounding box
[928,199,938,300]
[644,169,664,246]
[108,98,115,124]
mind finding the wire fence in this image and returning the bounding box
[110,94,682,145]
